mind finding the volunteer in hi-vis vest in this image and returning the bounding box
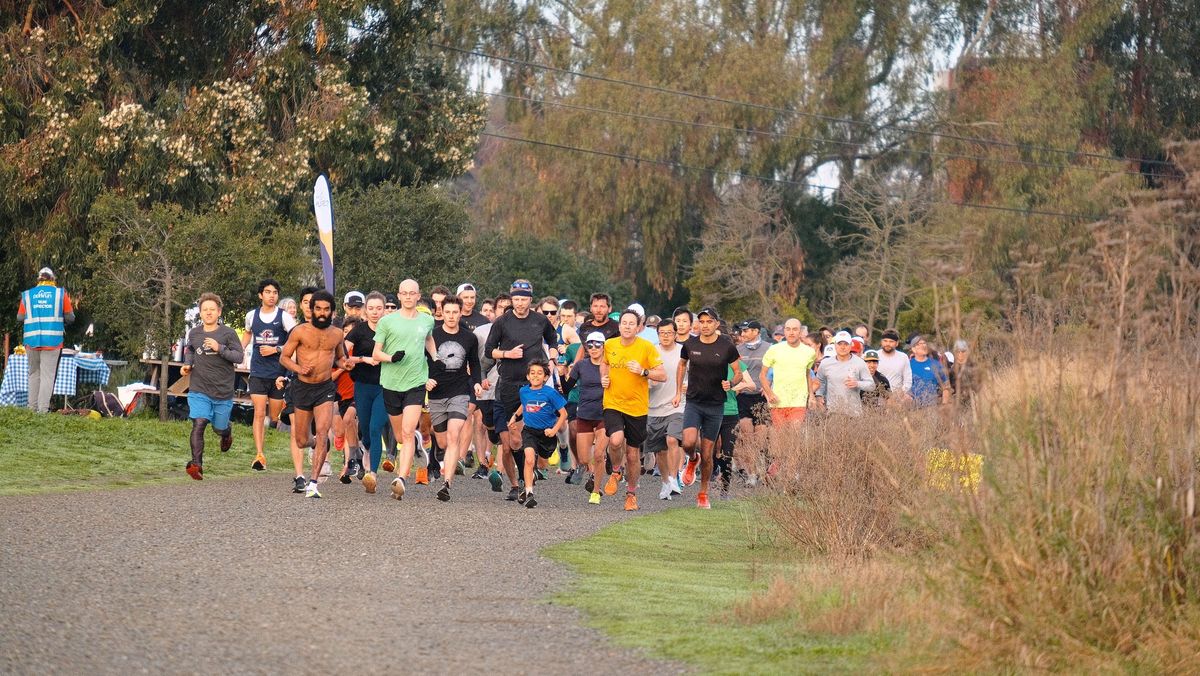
[16,267,75,413]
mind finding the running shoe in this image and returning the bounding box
[186,462,203,481]
[363,471,377,494]
[669,476,682,496]
[347,459,362,480]
[390,477,405,501]
[683,453,700,486]
[437,482,451,502]
[506,486,520,502]
[588,491,601,505]
[525,493,537,509]
[292,476,306,493]
[624,493,639,511]
[696,492,711,510]
[428,467,442,482]
[252,453,267,471]
[534,468,548,482]
[489,469,503,492]
[305,481,321,499]
[381,458,396,473]
[471,465,489,480]
[517,488,527,505]
[603,472,621,496]
[319,461,331,478]
[455,461,466,476]
[658,483,673,501]
[220,432,233,453]
[584,475,595,494]
[415,467,429,485]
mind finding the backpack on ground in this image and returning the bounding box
[92,390,125,417]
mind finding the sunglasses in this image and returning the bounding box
[542,309,558,315]
[385,304,398,309]
[585,341,604,348]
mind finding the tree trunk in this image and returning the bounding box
[159,273,172,421]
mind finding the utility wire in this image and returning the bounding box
[476,89,1149,178]
[437,42,1173,169]
[481,131,1097,220]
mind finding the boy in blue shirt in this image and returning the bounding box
[508,360,567,508]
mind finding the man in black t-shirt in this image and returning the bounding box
[482,279,560,500]
[425,296,483,502]
[673,307,742,509]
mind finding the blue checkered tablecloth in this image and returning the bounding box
[0,353,111,407]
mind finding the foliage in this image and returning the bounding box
[0,406,292,495]
[465,231,633,305]
[0,1,484,337]
[333,181,472,295]
[684,184,807,324]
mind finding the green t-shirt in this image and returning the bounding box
[724,363,740,416]
[374,311,435,391]
[565,342,582,404]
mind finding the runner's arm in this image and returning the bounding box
[221,333,244,364]
[278,330,305,374]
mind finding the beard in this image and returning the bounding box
[312,315,332,329]
[881,345,894,353]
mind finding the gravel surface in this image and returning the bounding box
[0,468,690,675]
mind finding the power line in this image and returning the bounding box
[476,89,1149,179]
[480,131,1097,220]
[436,42,1173,169]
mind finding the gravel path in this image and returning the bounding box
[0,469,689,675]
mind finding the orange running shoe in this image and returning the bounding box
[186,462,203,481]
[381,458,396,473]
[682,453,700,486]
[251,453,266,471]
[415,467,429,485]
[624,493,639,511]
[603,472,621,496]
[696,492,712,510]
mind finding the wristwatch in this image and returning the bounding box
[641,368,648,377]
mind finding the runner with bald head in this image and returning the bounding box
[371,279,439,501]
[760,318,819,427]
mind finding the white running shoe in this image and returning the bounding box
[658,483,673,501]
[390,477,405,501]
[669,476,682,496]
[305,481,321,499]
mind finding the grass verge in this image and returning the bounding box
[0,407,293,496]
[544,501,901,674]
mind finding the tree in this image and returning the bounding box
[333,182,472,295]
[86,196,306,420]
[0,1,485,336]
[685,184,807,324]
[467,232,633,306]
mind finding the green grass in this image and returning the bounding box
[544,502,886,674]
[0,406,294,495]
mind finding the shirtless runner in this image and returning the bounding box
[279,290,351,498]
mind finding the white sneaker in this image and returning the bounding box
[319,461,331,478]
[658,483,673,501]
[390,477,405,501]
[305,481,321,499]
[669,476,682,496]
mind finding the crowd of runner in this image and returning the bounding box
[181,278,975,509]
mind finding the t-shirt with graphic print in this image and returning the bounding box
[427,325,481,399]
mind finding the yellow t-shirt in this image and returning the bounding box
[761,341,817,408]
[602,337,663,416]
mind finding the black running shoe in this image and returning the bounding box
[355,459,365,481]
[339,468,352,484]
[584,475,595,494]
[517,488,527,504]
[506,487,519,501]
[437,482,451,502]
[471,466,488,480]
[525,494,538,509]
[292,476,306,493]
[534,468,548,482]
[429,468,442,483]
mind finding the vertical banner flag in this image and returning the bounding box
[313,175,335,296]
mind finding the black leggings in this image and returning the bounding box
[715,414,739,484]
[190,418,229,466]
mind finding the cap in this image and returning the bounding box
[343,291,365,307]
[646,315,661,327]
[881,328,900,341]
[823,344,836,358]
[773,324,785,336]
[863,349,880,362]
[742,320,762,331]
[945,352,956,365]
[833,330,853,344]
[585,331,606,345]
[384,293,399,307]
[627,302,645,318]
[510,280,533,297]
[38,267,55,280]
[696,306,720,321]
[455,283,476,295]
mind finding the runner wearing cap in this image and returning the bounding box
[483,280,559,501]
[814,331,875,416]
[455,283,487,331]
[735,320,771,438]
[343,291,365,323]
[564,331,609,502]
[675,306,743,509]
[861,349,891,408]
[599,310,666,511]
